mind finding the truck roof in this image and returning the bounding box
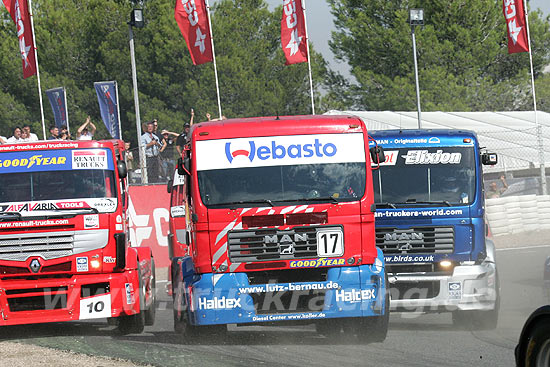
[190,115,364,140]
[0,139,123,153]
[369,129,478,148]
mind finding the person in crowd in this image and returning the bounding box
[176,109,194,155]
[7,127,22,143]
[160,129,179,178]
[205,112,227,122]
[77,116,96,140]
[48,125,59,140]
[20,130,30,142]
[486,175,508,199]
[140,121,162,183]
[23,124,38,141]
[59,125,71,140]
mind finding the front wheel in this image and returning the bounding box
[144,258,156,326]
[521,318,550,367]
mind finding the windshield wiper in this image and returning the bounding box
[214,199,274,207]
[0,212,22,221]
[273,196,340,204]
[374,202,397,209]
[51,207,100,213]
[405,199,452,207]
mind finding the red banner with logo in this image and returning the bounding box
[281,0,308,65]
[128,185,170,268]
[3,0,37,78]
[502,0,529,54]
[174,0,213,65]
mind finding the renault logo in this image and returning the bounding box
[29,258,41,273]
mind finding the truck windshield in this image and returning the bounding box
[198,162,365,207]
[0,148,117,204]
[0,169,116,203]
[373,146,476,205]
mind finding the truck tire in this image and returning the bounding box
[452,271,500,330]
[117,265,146,335]
[144,258,156,326]
[356,279,390,343]
[522,318,550,367]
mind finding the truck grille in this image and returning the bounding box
[0,229,108,261]
[228,226,340,263]
[376,227,454,255]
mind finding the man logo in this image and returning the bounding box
[29,258,41,273]
[279,243,295,255]
[398,243,413,251]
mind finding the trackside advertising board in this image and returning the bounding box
[0,149,114,173]
[195,133,366,171]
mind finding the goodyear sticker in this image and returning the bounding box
[289,258,345,268]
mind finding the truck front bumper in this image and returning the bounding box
[388,260,498,313]
[0,272,141,326]
[174,252,388,326]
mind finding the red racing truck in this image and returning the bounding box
[0,140,155,334]
[171,115,388,340]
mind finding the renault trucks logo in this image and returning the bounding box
[29,258,41,273]
[225,139,337,164]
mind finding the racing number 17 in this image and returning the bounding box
[317,229,344,257]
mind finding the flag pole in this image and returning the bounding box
[301,0,315,115]
[115,81,122,140]
[26,0,46,139]
[204,0,222,120]
[523,1,546,194]
[63,87,70,136]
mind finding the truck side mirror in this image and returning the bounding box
[117,161,127,178]
[167,178,173,193]
[177,157,191,176]
[482,152,498,165]
[370,146,386,165]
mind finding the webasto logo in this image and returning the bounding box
[225,139,337,163]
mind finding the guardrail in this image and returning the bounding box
[486,195,550,236]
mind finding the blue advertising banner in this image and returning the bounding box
[0,149,114,174]
[94,81,120,139]
[45,87,68,129]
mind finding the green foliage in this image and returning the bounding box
[325,0,550,112]
[0,0,325,145]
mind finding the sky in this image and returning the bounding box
[262,0,550,78]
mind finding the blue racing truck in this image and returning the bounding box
[369,129,499,328]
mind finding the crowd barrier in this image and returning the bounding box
[486,195,550,236]
[128,184,170,268]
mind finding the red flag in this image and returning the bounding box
[174,0,213,65]
[281,0,308,65]
[3,0,37,78]
[502,0,529,54]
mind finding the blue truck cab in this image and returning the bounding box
[369,129,499,328]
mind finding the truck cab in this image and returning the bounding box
[369,129,499,328]
[171,115,388,340]
[0,140,155,334]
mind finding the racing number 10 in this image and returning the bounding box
[86,300,105,314]
[317,229,344,257]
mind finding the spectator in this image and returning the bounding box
[205,112,227,122]
[20,130,30,142]
[7,127,22,143]
[140,121,162,183]
[176,109,194,155]
[48,125,59,140]
[59,125,71,140]
[0,135,7,144]
[77,116,96,140]
[160,129,179,178]
[152,119,162,142]
[23,124,38,141]
[486,175,508,199]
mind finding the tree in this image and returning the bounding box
[325,0,550,112]
[0,0,327,146]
